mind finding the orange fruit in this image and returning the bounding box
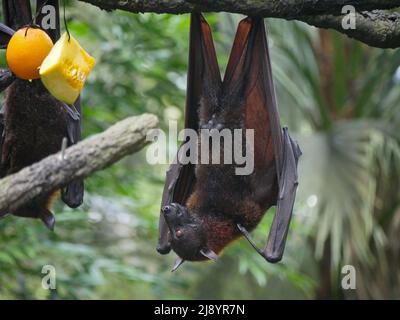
[6,27,53,80]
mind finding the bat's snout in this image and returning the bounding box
[161,205,172,215]
[162,203,190,228]
[161,205,178,226]
[162,203,183,218]
[162,205,178,221]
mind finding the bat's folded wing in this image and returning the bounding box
[3,0,32,30]
[224,17,302,263]
[0,69,16,179]
[0,110,3,174]
[264,128,301,262]
[0,23,14,48]
[61,99,84,208]
[0,69,15,92]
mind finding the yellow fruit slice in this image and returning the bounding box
[40,32,95,104]
[6,27,53,80]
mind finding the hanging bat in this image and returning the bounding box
[157,13,301,270]
[0,0,84,229]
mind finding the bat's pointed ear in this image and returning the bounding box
[171,257,185,272]
[200,248,219,261]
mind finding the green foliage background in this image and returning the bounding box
[0,2,399,299]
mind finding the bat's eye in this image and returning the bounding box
[175,229,183,238]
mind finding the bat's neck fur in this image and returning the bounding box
[187,191,265,254]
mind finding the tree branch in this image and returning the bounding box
[78,0,400,17]
[304,10,400,48]
[78,0,400,48]
[0,114,158,213]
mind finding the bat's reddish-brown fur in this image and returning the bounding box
[158,13,301,267]
[159,15,279,261]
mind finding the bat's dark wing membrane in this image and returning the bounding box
[253,22,302,263]
[61,98,84,207]
[265,127,301,262]
[157,13,221,254]
[0,0,21,92]
[0,69,15,91]
[0,23,14,48]
[0,108,3,175]
[0,0,31,47]
[3,0,32,30]
[0,69,15,177]
[0,0,25,180]
[224,18,284,177]
[224,17,301,262]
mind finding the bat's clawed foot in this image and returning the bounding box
[200,114,225,131]
[237,223,282,263]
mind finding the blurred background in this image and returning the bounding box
[0,1,399,299]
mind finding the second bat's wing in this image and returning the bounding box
[3,0,32,30]
[0,69,15,92]
[157,13,222,254]
[0,108,3,170]
[226,17,301,263]
[0,69,15,179]
[61,99,84,208]
[0,23,14,48]
[265,127,301,262]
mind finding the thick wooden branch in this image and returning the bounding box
[304,10,400,48]
[78,0,400,48]
[78,0,400,17]
[0,114,158,213]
